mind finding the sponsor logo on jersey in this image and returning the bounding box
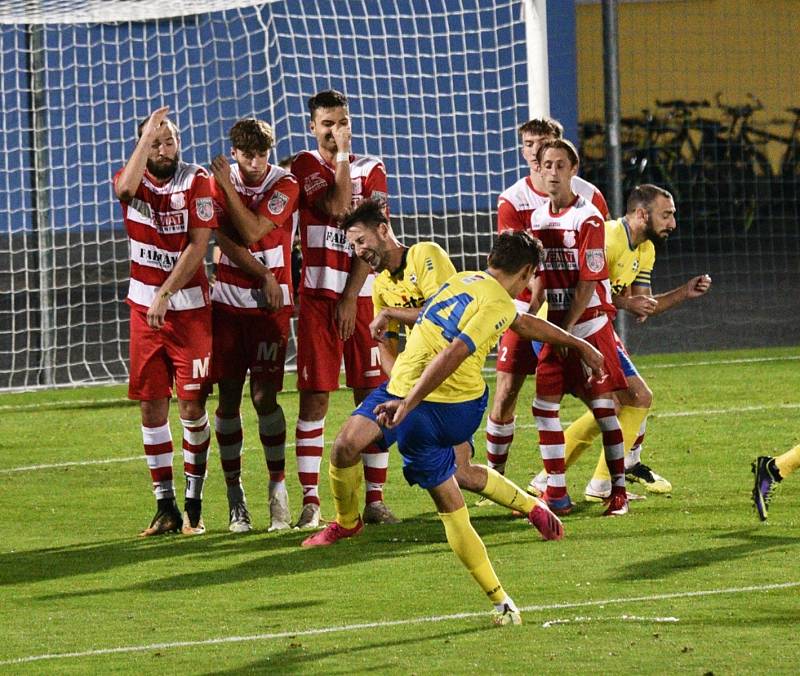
[170,192,186,210]
[325,227,348,249]
[135,245,180,271]
[585,248,605,273]
[544,249,577,270]
[267,190,289,215]
[195,197,214,222]
[153,211,188,232]
[304,172,327,195]
[546,288,574,310]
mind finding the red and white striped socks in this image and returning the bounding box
[295,417,324,506]
[590,398,625,492]
[485,417,515,475]
[215,411,245,504]
[259,407,287,494]
[181,412,210,500]
[142,422,174,499]
[362,443,388,506]
[533,398,566,500]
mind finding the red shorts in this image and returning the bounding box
[496,328,537,375]
[535,320,627,399]
[128,306,212,401]
[296,294,386,392]
[211,304,292,388]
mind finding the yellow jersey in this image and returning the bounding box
[372,241,456,337]
[388,271,517,403]
[605,218,655,295]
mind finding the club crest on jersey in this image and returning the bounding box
[268,191,289,215]
[585,248,605,273]
[195,197,214,222]
[562,230,576,248]
[170,192,186,210]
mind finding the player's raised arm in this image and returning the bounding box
[115,106,170,202]
[210,155,275,245]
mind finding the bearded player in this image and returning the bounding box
[529,184,711,500]
[114,106,216,536]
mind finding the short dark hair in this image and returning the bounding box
[340,198,388,232]
[626,184,673,214]
[229,118,275,153]
[518,117,563,139]
[137,116,178,140]
[488,230,544,273]
[308,89,348,118]
[536,138,580,167]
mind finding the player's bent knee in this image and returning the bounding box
[454,463,483,493]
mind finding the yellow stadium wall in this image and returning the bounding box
[576,0,799,149]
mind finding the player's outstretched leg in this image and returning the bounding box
[431,478,521,626]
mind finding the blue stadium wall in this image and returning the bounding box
[0,0,577,234]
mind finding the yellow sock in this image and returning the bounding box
[592,406,650,482]
[329,462,363,529]
[564,410,601,469]
[480,467,536,513]
[439,506,505,604]
[775,444,800,479]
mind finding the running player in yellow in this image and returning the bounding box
[528,184,712,500]
[303,229,606,626]
[336,199,572,520]
[752,445,800,520]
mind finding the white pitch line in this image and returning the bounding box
[542,614,679,628]
[2,401,798,475]
[646,355,800,369]
[0,581,795,667]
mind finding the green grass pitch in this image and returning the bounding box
[0,346,798,673]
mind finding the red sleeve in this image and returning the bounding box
[363,162,388,208]
[256,175,300,228]
[188,168,218,230]
[496,198,527,234]
[291,152,329,209]
[208,176,230,230]
[591,189,610,220]
[577,214,608,281]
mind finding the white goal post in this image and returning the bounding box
[0,0,548,391]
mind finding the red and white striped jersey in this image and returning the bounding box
[530,194,615,337]
[210,163,299,313]
[291,149,388,300]
[115,162,217,312]
[496,174,608,308]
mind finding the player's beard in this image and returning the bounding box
[147,155,179,180]
[644,215,669,249]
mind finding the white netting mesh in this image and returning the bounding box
[0,0,530,390]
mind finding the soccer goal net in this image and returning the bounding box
[0,0,535,390]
